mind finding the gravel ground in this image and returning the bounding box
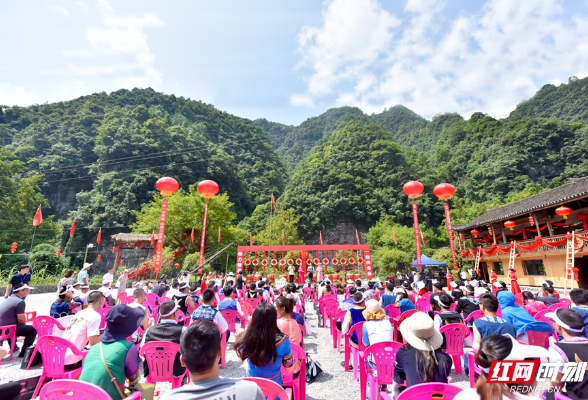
[0,292,471,398]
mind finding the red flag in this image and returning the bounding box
[250,232,253,246]
[97,228,102,244]
[150,231,155,246]
[421,231,426,247]
[393,229,397,245]
[69,218,76,237]
[191,227,194,243]
[271,193,277,211]
[355,229,361,244]
[32,205,43,226]
[218,227,221,244]
[319,231,324,245]
[282,230,285,246]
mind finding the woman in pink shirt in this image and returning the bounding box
[522,291,546,316]
[275,295,302,346]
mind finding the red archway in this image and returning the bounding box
[236,244,373,283]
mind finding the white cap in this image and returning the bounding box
[13,283,34,292]
[493,281,503,288]
[539,280,550,286]
[471,280,480,287]
[83,263,93,269]
[450,281,458,288]
[417,281,425,289]
[102,279,110,285]
[460,286,474,293]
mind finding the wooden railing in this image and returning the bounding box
[468,231,588,257]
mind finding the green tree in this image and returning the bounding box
[253,209,304,245]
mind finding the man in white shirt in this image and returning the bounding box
[99,280,115,305]
[166,281,181,299]
[127,288,153,341]
[180,272,192,285]
[61,291,104,365]
[102,267,114,285]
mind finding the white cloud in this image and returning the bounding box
[48,5,69,17]
[0,83,45,106]
[77,1,89,11]
[293,0,588,119]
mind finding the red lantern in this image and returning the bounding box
[197,180,219,199]
[504,220,516,231]
[488,227,493,236]
[529,216,535,226]
[403,181,424,199]
[96,254,101,262]
[55,248,62,257]
[433,183,455,201]
[156,177,180,196]
[555,206,572,220]
[112,246,116,253]
[470,229,480,238]
[10,242,17,253]
[174,263,180,268]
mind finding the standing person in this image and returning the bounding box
[288,263,295,283]
[316,263,323,282]
[79,305,143,400]
[236,270,244,291]
[307,263,315,283]
[103,268,115,286]
[115,270,129,301]
[445,269,453,291]
[160,320,264,400]
[412,271,420,291]
[297,264,304,284]
[0,283,37,357]
[77,263,92,285]
[459,268,468,282]
[508,268,521,295]
[61,291,104,366]
[546,308,588,400]
[57,269,75,293]
[4,265,31,298]
[489,268,497,286]
[180,271,192,285]
[234,302,296,385]
[498,291,552,343]
[391,312,452,396]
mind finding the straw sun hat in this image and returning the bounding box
[399,312,443,352]
[362,299,386,320]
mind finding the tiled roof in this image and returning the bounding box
[454,176,588,231]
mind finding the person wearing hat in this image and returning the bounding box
[79,304,144,400]
[498,291,552,343]
[455,284,480,323]
[140,301,186,380]
[538,279,561,299]
[433,293,464,332]
[393,288,415,314]
[188,284,201,305]
[428,281,445,316]
[449,281,462,300]
[0,282,37,357]
[342,291,367,346]
[4,264,31,299]
[416,281,428,297]
[50,285,82,318]
[362,299,393,347]
[172,282,197,315]
[78,262,92,285]
[453,334,550,400]
[100,279,115,306]
[103,268,115,286]
[546,308,588,399]
[391,312,452,396]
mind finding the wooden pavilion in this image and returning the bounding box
[454,177,588,289]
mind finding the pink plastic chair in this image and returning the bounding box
[117,292,128,304]
[384,304,401,322]
[126,296,135,304]
[526,330,551,349]
[298,323,306,348]
[387,382,463,400]
[295,303,305,316]
[439,323,471,374]
[281,342,306,400]
[39,379,142,400]
[363,341,403,400]
[161,296,171,303]
[344,322,366,381]
[332,309,348,351]
[450,303,457,311]
[466,310,484,322]
[243,377,289,400]
[96,306,111,329]
[320,298,338,328]
[416,298,432,313]
[327,303,340,335]
[146,293,158,308]
[0,325,17,361]
[548,303,562,311]
[392,310,418,342]
[239,302,254,328]
[421,292,432,302]
[220,309,242,334]
[535,310,558,340]
[25,311,37,323]
[559,298,572,309]
[140,341,187,390]
[33,315,66,337]
[32,336,88,398]
[467,351,483,388]
[303,287,316,302]
[245,297,261,309]
[175,310,187,324]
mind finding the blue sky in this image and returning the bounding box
[1,0,588,125]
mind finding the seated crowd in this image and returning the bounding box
[3,267,588,400]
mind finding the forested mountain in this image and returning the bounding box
[370,105,429,149]
[508,75,588,122]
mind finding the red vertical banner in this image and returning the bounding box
[444,203,458,271]
[412,201,422,270]
[154,199,168,278]
[198,200,209,271]
[365,249,373,280]
[236,250,243,273]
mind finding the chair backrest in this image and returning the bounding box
[421,292,432,302]
[466,310,484,321]
[395,383,463,400]
[39,379,133,400]
[245,297,260,309]
[416,298,432,313]
[242,377,289,400]
[175,310,186,324]
[399,309,418,321]
[346,321,366,351]
[220,309,241,333]
[534,309,551,322]
[37,336,87,377]
[161,296,171,303]
[117,292,127,302]
[321,298,338,314]
[384,305,401,320]
[140,341,182,382]
[239,302,254,318]
[303,287,315,300]
[559,298,572,309]
[450,303,457,312]
[548,303,562,311]
[439,323,471,355]
[146,293,158,308]
[33,316,65,337]
[126,296,135,304]
[527,330,551,349]
[0,325,16,341]
[295,303,304,315]
[299,323,306,336]
[327,303,339,319]
[363,341,403,384]
[25,311,37,323]
[334,310,348,330]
